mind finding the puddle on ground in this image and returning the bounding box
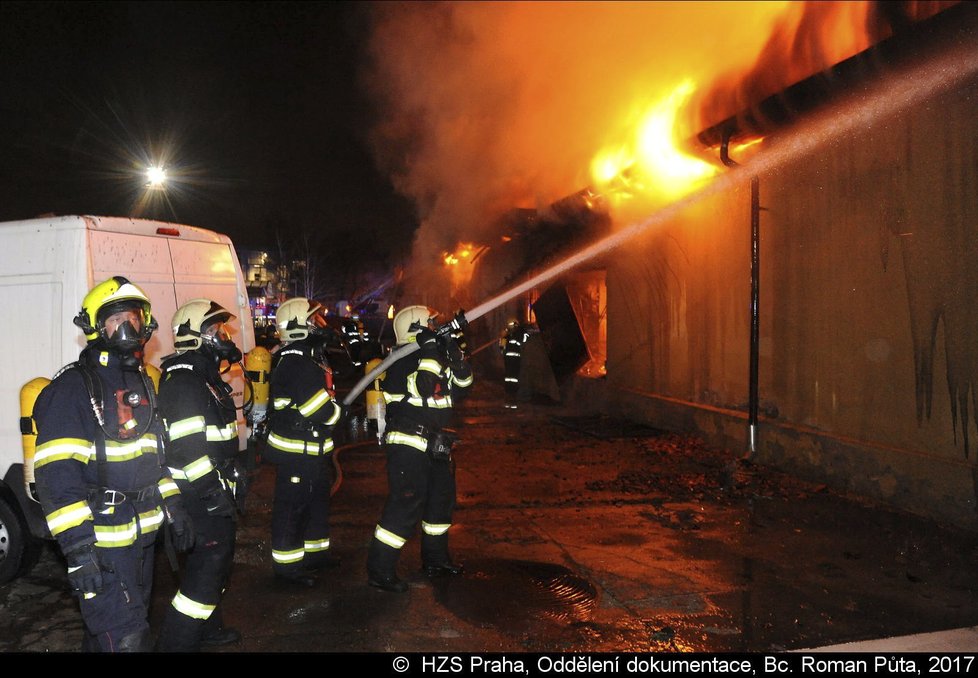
[431,559,598,634]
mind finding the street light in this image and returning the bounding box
[145,165,167,190]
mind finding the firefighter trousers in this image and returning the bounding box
[156,507,236,652]
[367,442,457,577]
[77,537,156,652]
[268,453,335,575]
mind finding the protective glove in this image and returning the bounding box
[442,335,466,370]
[64,543,107,595]
[445,309,468,334]
[416,326,437,347]
[220,457,251,513]
[200,469,237,518]
[162,496,196,552]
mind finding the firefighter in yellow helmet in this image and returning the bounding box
[366,305,472,592]
[156,299,244,651]
[265,297,343,587]
[32,276,194,652]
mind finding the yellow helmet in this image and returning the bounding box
[275,297,327,342]
[73,276,155,344]
[393,305,436,345]
[172,298,236,352]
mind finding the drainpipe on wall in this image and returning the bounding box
[721,131,762,460]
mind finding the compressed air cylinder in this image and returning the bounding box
[245,346,272,427]
[364,357,386,439]
[20,377,51,499]
[144,363,162,392]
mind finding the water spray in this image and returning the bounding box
[344,37,978,407]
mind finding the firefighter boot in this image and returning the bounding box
[306,550,342,570]
[200,609,242,647]
[367,539,407,593]
[115,628,153,652]
[422,533,463,577]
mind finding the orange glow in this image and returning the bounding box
[366,2,961,259]
[443,242,477,267]
[590,80,718,206]
[442,241,482,294]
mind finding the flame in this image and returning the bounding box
[590,80,718,208]
[387,304,394,320]
[365,2,962,264]
[442,242,478,267]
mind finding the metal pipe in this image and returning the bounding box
[720,131,760,459]
[748,175,760,459]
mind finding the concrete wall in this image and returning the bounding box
[602,75,978,528]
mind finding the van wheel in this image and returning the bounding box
[0,497,40,585]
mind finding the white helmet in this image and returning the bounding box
[276,297,326,342]
[393,305,436,345]
[172,298,236,351]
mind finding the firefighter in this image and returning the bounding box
[366,305,473,593]
[265,297,343,587]
[32,276,194,652]
[499,319,530,409]
[155,299,244,651]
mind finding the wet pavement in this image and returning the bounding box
[2,374,978,653]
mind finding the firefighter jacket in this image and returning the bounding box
[158,350,239,498]
[382,333,473,452]
[266,339,342,457]
[501,324,530,358]
[32,349,177,555]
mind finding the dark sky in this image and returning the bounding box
[0,2,418,268]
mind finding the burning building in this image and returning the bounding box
[581,1,978,526]
[368,2,978,526]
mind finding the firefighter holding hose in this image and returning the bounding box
[366,305,472,593]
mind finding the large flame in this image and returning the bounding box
[590,80,718,208]
[366,1,961,260]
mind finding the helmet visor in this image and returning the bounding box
[100,301,146,337]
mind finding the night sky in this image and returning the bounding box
[0,2,418,273]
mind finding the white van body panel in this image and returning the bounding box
[0,215,256,487]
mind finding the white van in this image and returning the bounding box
[0,215,256,584]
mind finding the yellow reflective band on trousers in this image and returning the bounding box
[304,538,330,553]
[171,590,216,620]
[422,521,451,536]
[273,548,305,564]
[384,431,428,453]
[45,499,93,536]
[374,525,406,549]
[267,431,334,455]
[33,437,93,468]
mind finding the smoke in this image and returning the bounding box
[362,2,789,263]
[361,1,958,271]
